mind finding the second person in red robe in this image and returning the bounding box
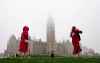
[70,26,82,57]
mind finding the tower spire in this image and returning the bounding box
[47,15,55,56]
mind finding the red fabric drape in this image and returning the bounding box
[71,28,82,55]
[19,26,29,53]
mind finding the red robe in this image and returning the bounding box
[19,26,29,53]
[71,29,82,55]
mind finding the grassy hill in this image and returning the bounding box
[0,55,100,63]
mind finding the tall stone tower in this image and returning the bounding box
[47,16,56,55]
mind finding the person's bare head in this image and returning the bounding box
[72,26,76,31]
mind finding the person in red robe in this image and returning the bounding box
[19,26,29,56]
[70,26,82,56]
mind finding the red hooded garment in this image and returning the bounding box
[19,26,29,53]
[70,27,82,55]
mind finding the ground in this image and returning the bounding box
[0,55,100,63]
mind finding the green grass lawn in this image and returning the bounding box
[0,56,100,63]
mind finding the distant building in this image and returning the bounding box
[47,16,56,55]
[4,35,18,57]
[4,16,96,57]
[81,47,96,56]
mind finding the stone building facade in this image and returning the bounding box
[4,16,96,57]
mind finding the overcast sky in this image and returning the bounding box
[0,0,99,53]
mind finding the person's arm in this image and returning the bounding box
[76,29,82,34]
[21,33,24,40]
[70,32,72,37]
[79,30,82,34]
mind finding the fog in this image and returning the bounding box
[0,0,99,53]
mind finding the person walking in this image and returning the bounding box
[70,26,82,57]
